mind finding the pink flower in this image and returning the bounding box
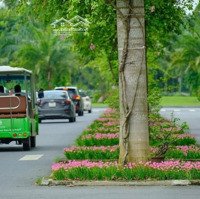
[96,118,109,122]
[103,121,119,127]
[176,134,195,139]
[175,145,200,155]
[145,161,200,171]
[81,133,119,140]
[52,160,200,172]
[64,145,119,153]
[51,160,118,171]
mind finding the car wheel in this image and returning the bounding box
[38,118,42,123]
[31,136,36,148]
[88,109,92,113]
[69,117,76,122]
[69,117,73,122]
[78,110,84,116]
[23,137,31,151]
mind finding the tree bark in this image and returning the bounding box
[117,0,149,164]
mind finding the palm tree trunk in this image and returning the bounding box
[47,69,52,89]
[117,0,149,164]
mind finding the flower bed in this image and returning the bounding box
[150,133,196,147]
[102,108,119,118]
[77,131,195,148]
[64,145,200,161]
[64,146,119,160]
[76,133,119,146]
[51,160,200,181]
[172,134,197,146]
[50,108,200,181]
[82,127,119,135]
[81,117,119,136]
[165,145,200,160]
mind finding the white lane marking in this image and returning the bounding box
[19,154,43,161]
[160,109,166,112]
[189,109,195,112]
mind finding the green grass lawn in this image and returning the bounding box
[161,96,200,107]
[92,103,108,108]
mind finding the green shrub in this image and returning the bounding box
[165,149,200,160]
[172,136,197,146]
[76,136,119,146]
[104,88,119,110]
[148,88,162,114]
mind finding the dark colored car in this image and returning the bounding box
[54,86,84,116]
[37,90,76,123]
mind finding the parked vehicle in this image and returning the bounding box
[54,86,84,116]
[79,91,92,113]
[0,66,38,151]
[37,90,76,123]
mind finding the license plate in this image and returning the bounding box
[49,102,56,107]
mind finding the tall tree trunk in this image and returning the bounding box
[47,68,52,89]
[117,0,149,164]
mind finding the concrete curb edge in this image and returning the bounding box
[40,178,200,186]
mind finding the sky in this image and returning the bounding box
[0,1,5,8]
[194,0,199,6]
[188,0,199,13]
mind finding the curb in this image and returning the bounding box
[40,178,200,186]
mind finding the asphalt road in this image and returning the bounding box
[160,107,200,144]
[0,107,200,199]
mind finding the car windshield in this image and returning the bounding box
[43,91,67,99]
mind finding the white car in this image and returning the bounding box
[82,96,92,113]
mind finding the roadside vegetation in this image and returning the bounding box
[1,0,200,181]
[92,103,108,108]
[51,108,200,181]
[1,1,200,103]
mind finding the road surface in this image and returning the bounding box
[0,107,200,199]
[160,107,200,144]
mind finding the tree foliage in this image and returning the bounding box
[15,0,192,81]
[158,3,200,95]
[0,0,194,95]
[0,9,74,89]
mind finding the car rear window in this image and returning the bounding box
[43,91,67,99]
[66,89,78,98]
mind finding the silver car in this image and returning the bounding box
[54,86,84,116]
[79,91,92,113]
[37,90,76,123]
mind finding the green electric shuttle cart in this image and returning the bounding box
[0,66,38,150]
